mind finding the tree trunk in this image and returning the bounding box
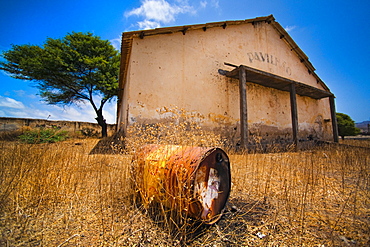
[95,110,107,138]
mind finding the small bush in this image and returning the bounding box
[18,127,68,144]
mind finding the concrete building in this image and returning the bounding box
[117,15,338,148]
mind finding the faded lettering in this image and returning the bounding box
[254,52,261,62]
[259,52,266,62]
[247,52,254,63]
[246,51,292,76]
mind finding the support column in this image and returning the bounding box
[239,66,248,149]
[290,83,298,149]
[329,96,339,142]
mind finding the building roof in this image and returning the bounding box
[118,15,331,102]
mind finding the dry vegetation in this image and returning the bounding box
[340,139,370,149]
[1,110,369,246]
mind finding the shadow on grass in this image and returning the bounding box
[139,196,272,246]
[89,132,126,154]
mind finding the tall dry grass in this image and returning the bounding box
[1,109,369,246]
[0,140,137,246]
[222,145,369,246]
[340,138,370,148]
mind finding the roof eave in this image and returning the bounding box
[122,15,275,38]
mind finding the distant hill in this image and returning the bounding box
[356,120,370,134]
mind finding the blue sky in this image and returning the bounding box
[0,0,369,124]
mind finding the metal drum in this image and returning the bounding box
[132,144,231,224]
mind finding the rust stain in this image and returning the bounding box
[132,144,231,224]
[208,113,235,125]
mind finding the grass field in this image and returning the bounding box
[0,137,369,246]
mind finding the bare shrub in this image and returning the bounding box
[123,106,225,154]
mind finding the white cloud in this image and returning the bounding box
[47,99,117,124]
[138,20,161,30]
[285,25,297,32]
[200,0,219,9]
[210,0,219,8]
[13,90,26,97]
[125,0,195,28]
[0,105,52,120]
[0,70,11,77]
[17,107,53,119]
[103,102,117,124]
[0,95,117,124]
[110,37,122,51]
[212,0,220,8]
[0,96,25,109]
[48,104,95,122]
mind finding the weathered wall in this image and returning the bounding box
[0,117,116,137]
[119,20,333,145]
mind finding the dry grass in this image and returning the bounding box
[1,109,369,246]
[340,138,370,148]
[1,139,369,246]
[223,146,370,246]
[0,139,135,246]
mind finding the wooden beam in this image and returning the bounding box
[290,83,298,149]
[221,65,333,99]
[329,96,339,142]
[239,66,248,149]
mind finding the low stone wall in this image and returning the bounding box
[0,117,116,137]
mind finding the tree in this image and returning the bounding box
[336,113,360,140]
[0,32,120,137]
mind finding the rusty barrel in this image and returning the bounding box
[132,144,231,224]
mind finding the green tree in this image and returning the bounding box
[0,32,120,137]
[336,112,360,140]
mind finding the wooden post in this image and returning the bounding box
[329,96,339,142]
[238,66,248,149]
[290,83,298,149]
